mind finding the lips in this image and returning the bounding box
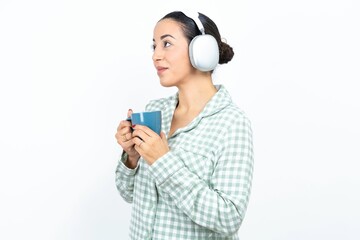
[156,66,168,75]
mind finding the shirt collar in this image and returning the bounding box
[166,85,232,137]
[199,84,232,118]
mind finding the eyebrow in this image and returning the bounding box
[153,34,175,42]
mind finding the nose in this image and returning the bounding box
[152,46,163,62]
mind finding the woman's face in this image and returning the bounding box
[152,19,194,87]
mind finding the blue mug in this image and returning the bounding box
[127,111,162,135]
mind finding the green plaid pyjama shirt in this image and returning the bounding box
[115,85,254,240]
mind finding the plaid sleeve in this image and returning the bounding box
[148,114,254,236]
[115,151,140,203]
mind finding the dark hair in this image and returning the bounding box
[160,11,234,64]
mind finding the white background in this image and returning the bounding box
[1,0,359,239]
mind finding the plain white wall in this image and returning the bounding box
[1,0,359,239]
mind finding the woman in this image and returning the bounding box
[115,11,254,240]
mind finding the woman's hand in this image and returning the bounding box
[115,109,140,168]
[132,124,169,165]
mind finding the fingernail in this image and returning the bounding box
[132,124,136,128]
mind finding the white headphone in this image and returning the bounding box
[183,11,219,72]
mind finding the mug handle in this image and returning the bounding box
[125,117,133,132]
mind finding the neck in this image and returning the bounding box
[176,75,217,112]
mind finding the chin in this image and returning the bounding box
[159,79,175,88]
[160,82,174,88]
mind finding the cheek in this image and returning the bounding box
[171,44,190,61]
[172,49,192,70]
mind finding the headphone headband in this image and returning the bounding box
[183,11,205,35]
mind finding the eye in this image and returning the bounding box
[151,40,171,51]
[163,41,171,48]
[151,43,156,51]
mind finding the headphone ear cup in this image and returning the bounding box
[189,34,219,72]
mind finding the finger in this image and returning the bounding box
[115,132,125,145]
[116,133,136,150]
[122,133,128,142]
[127,109,133,118]
[115,131,125,143]
[160,131,168,143]
[119,127,132,137]
[133,124,158,138]
[133,136,146,151]
[115,130,131,143]
[116,127,132,142]
[117,120,132,131]
[132,129,152,143]
[122,138,136,148]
